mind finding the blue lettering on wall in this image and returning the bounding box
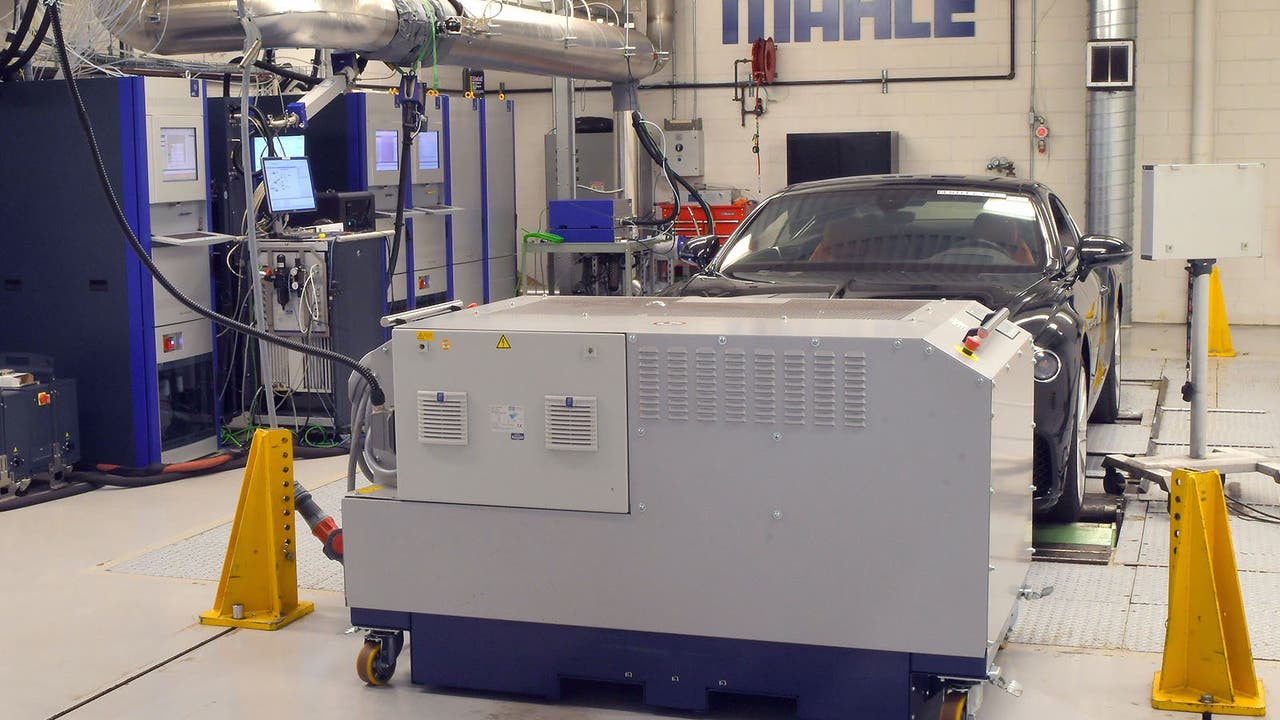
[775,0,793,43]
[843,0,892,40]
[795,0,839,42]
[934,0,976,37]
[894,0,930,38]
[722,0,980,43]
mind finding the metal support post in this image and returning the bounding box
[1188,259,1214,459]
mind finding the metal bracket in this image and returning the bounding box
[987,666,1023,697]
[1018,585,1054,600]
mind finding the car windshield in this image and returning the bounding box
[715,186,1048,277]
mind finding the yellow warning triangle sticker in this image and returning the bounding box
[496,335,512,350]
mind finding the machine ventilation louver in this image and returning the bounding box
[752,349,777,424]
[637,348,660,421]
[843,353,869,428]
[666,348,689,421]
[417,391,468,446]
[695,348,718,422]
[545,395,598,452]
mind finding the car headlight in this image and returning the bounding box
[1033,348,1061,382]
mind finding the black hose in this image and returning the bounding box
[253,59,319,89]
[631,111,716,237]
[0,3,49,80]
[0,481,97,511]
[387,99,417,291]
[0,0,37,69]
[630,114,680,227]
[48,6,387,407]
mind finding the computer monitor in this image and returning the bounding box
[159,126,198,183]
[417,130,441,171]
[374,129,400,172]
[261,157,318,214]
[252,135,306,173]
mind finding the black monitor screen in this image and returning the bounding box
[786,132,897,185]
[262,157,318,214]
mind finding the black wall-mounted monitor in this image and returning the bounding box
[786,131,899,186]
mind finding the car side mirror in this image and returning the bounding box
[679,235,719,269]
[1078,235,1132,271]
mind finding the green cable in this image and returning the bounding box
[519,231,565,294]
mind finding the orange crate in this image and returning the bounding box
[656,203,751,243]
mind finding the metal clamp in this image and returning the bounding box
[1018,585,1054,600]
[987,666,1023,697]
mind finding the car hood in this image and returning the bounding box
[666,271,1044,309]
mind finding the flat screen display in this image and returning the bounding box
[374,129,400,172]
[160,127,198,182]
[785,132,897,185]
[252,135,306,173]
[261,157,318,214]
[417,130,441,171]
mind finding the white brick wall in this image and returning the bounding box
[1133,0,1280,324]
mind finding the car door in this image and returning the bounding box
[1049,195,1105,393]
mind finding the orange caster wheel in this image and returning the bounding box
[356,630,402,686]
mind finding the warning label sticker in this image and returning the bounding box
[496,335,512,350]
[490,404,525,433]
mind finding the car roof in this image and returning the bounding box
[780,174,1047,197]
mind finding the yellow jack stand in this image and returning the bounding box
[199,428,314,630]
[1208,266,1236,357]
[1152,469,1264,715]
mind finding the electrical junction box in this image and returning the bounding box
[663,119,704,177]
[1141,163,1266,260]
[346,296,1035,675]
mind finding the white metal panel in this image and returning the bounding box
[393,328,629,513]
[1141,163,1266,260]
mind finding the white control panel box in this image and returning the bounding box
[666,129,704,177]
[1141,163,1266,260]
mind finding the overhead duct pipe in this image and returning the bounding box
[1086,0,1136,322]
[99,0,664,82]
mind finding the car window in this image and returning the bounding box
[716,187,1048,275]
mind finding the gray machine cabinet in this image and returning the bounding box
[482,99,517,303]
[345,296,1034,665]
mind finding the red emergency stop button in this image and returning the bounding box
[37,392,51,406]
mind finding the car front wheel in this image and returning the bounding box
[1048,366,1088,523]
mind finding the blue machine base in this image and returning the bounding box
[351,609,988,720]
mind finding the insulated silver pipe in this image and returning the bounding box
[1192,0,1216,163]
[100,0,663,82]
[1086,0,1136,322]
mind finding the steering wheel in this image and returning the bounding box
[953,237,1011,255]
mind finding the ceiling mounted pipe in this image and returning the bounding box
[99,0,663,82]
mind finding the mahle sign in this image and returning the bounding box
[721,0,979,44]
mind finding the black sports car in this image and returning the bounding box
[667,175,1131,521]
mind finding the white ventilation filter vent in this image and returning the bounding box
[545,395,598,452]
[418,391,468,445]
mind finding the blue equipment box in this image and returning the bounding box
[547,199,623,243]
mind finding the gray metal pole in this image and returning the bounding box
[1189,261,1213,459]
[236,5,279,428]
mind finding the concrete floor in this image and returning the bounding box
[3,323,1280,720]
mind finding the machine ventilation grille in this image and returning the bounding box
[724,349,747,423]
[752,350,777,424]
[813,352,837,427]
[637,347,660,421]
[417,391,468,445]
[783,351,807,425]
[843,353,868,428]
[267,336,332,394]
[666,348,689,421]
[695,348,718,422]
[545,396,598,452]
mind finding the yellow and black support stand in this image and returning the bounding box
[199,428,314,630]
[1152,469,1264,715]
[1208,266,1236,357]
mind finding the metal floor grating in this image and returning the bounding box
[109,478,349,593]
[1153,408,1279,449]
